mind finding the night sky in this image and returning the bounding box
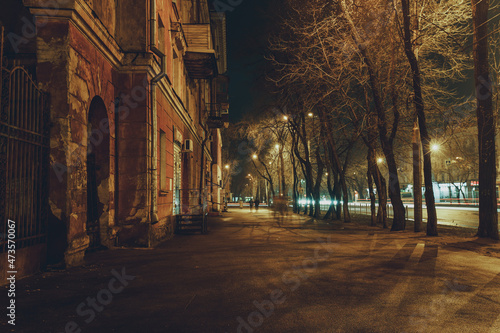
[214,0,279,122]
[218,0,484,124]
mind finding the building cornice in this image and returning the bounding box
[29,1,210,160]
[29,1,124,69]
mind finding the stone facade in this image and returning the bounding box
[1,0,227,274]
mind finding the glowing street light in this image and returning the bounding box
[283,115,288,121]
[275,144,280,149]
[308,112,313,117]
[377,158,384,164]
[252,154,258,159]
[225,164,230,169]
[431,144,440,152]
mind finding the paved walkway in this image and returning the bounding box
[3,208,500,332]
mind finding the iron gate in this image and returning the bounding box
[0,65,49,253]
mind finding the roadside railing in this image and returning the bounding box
[347,202,411,221]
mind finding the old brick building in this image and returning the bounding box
[0,0,228,281]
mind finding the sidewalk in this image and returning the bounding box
[2,208,500,332]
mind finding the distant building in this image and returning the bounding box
[0,0,228,281]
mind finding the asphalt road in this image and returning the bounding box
[231,202,485,229]
[348,202,486,229]
[3,209,500,332]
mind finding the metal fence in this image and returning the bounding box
[347,202,410,220]
[0,65,49,252]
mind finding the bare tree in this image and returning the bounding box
[338,0,408,230]
[399,0,438,235]
[472,0,499,239]
[265,0,475,233]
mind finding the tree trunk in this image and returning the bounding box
[334,174,342,220]
[375,172,388,229]
[401,0,438,236]
[308,191,314,217]
[363,90,388,228]
[367,144,387,228]
[268,181,275,204]
[340,172,351,223]
[291,144,299,213]
[383,146,406,230]
[367,159,377,226]
[413,121,422,232]
[367,146,378,226]
[313,187,321,218]
[324,171,337,220]
[304,166,314,216]
[324,204,334,220]
[305,174,312,215]
[472,0,499,239]
[279,147,286,196]
[292,171,298,213]
[318,108,351,222]
[291,115,314,216]
[313,148,324,218]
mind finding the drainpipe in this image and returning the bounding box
[149,0,167,227]
[199,78,213,205]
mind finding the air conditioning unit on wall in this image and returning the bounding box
[183,139,193,153]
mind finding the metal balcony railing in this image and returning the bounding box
[205,103,229,128]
